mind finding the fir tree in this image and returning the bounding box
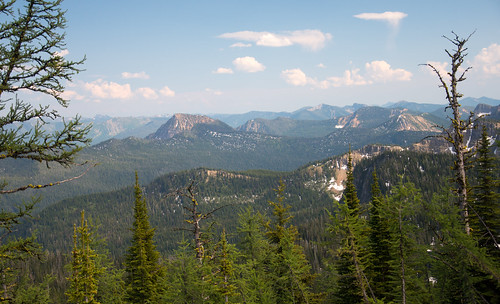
[213,229,238,303]
[264,179,316,304]
[124,173,162,304]
[330,150,373,304]
[469,126,500,303]
[66,210,101,304]
[471,125,500,255]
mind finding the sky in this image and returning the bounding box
[45,0,500,117]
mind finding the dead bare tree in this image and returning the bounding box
[422,31,476,234]
[168,180,227,263]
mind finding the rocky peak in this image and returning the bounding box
[148,113,221,139]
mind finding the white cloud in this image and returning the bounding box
[136,87,158,100]
[230,42,252,48]
[84,79,133,99]
[54,49,69,57]
[61,89,84,101]
[219,29,332,51]
[281,69,313,86]
[159,86,175,97]
[213,67,234,74]
[317,63,326,68]
[282,60,411,88]
[365,60,412,82]
[328,69,368,87]
[205,88,223,96]
[473,43,500,76]
[354,11,408,28]
[233,56,265,73]
[121,71,150,79]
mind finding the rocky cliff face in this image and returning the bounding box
[147,113,232,139]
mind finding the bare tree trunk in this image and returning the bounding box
[424,31,475,235]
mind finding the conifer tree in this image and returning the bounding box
[469,126,500,303]
[471,126,500,255]
[264,179,316,304]
[213,229,238,303]
[236,207,275,304]
[0,0,89,297]
[367,169,393,301]
[329,150,373,304]
[124,173,162,304]
[66,210,101,304]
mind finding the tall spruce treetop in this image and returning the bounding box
[367,168,393,301]
[343,149,360,216]
[124,172,162,304]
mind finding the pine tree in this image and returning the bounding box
[124,173,162,304]
[66,210,101,304]
[367,168,393,301]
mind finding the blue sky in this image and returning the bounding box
[52,0,500,117]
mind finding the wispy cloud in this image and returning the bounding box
[219,29,332,51]
[213,67,234,74]
[230,42,252,48]
[354,11,408,29]
[282,60,412,89]
[121,71,150,79]
[233,56,265,73]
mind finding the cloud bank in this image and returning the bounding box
[282,60,412,89]
[219,29,332,51]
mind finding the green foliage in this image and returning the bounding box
[424,191,500,303]
[13,274,53,304]
[124,173,162,304]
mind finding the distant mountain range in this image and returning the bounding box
[3,99,498,212]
